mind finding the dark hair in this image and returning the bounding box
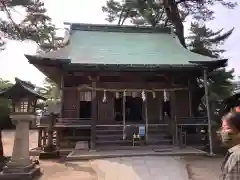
[224,111,240,131]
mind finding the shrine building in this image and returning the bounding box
[25,23,227,150]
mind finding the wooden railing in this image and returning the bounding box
[177,117,208,125]
[55,118,92,127]
[177,117,208,147]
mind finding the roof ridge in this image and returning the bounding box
[64,22,171,34]
[15,77,35,89]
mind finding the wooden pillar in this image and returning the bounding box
[57,73,63,149]
[159,98,163,121]
[203,68,213,156]
[56,128,60,148]
[37,128,42,148]
[144,92,148,142]
[188,80,193,117]
[122,90,126,140]
[170,90,178,146]
[90,80,97,149]
[43,129,47,146]
[60,73,64,118]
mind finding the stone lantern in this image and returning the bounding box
[0,78,46,180]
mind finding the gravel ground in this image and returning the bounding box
[184,156,223,180]
[2,130,96,180]
[2,130,223,180]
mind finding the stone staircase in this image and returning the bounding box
[147,125,173,145]
[96,126,132,147]
[96,124,173,148]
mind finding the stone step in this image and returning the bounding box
[96,133,171,140]
[96,139,133,146]
[96,138,172,146]
[95,145,175,151]
[147,137,173,145]
[96,134,124,140]
[96,129,123,135]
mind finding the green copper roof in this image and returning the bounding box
[66,30,217,65]
[25,23,226,69]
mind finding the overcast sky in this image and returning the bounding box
[0,0,239,86]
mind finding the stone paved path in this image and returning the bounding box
[63,156,189,180]
[2,130,189,180]
[90,156,189,180]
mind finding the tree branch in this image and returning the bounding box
[0,1,22,39]
[163,0,186,47]
[118,7,125,25]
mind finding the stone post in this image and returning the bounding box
[8,120,31,167]
[0,114,41,180]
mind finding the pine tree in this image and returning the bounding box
[187,22,234,118]
[0,0,66,161]
[0,0,67,51]
[102,0,237,47]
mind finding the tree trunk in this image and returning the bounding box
[164,0,186,48]
[0,129,4,159]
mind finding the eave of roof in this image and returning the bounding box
[0,78,46,100]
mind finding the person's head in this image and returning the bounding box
[220,109,240,147]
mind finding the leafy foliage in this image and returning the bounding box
[0,0,68,51]
[187,23,234,122]
[0,78,13,158]
[36,77,60,106]
[187,22,234,100]
[0,78,12,122]
[187,22,234,58]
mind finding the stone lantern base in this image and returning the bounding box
[0,162,41,180]
[0,114,41,180]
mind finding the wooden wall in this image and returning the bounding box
[175,90,191,118]
[61,81,191,123]
[62,88,79,118]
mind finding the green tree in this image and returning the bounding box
[36,77,60,106]
[187,23,234,99]
[0,79,13,159]
[0,0,68,51]
[0,0,66,161]
[187,23,234,120]
[102,0,237,47]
